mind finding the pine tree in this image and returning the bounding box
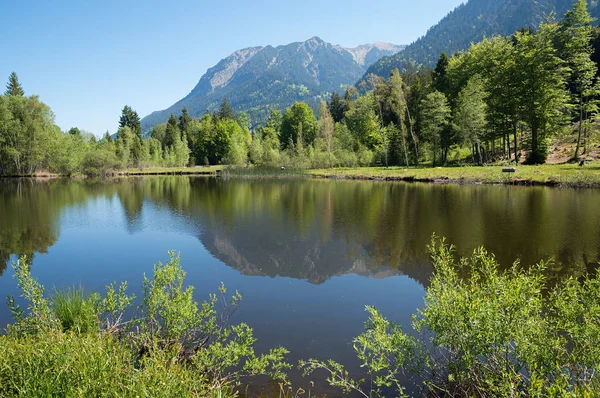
[164,114,181,149]
[5,72,24,96]
[328,92,347,123]
[179,107,192,134]
[432,53,450,94]
[216,98,235,120]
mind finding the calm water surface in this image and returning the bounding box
[1,177,599,394]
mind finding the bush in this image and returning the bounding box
[2,253,290,397]
[302,236,600,397]
[81,148,119,177]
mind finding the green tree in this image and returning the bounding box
[116,126,134,167]
[164,114,180,149]
[118,105,142,164]
[328,92,347,123]
[0,95,56,174]
[515,24,569,164]
[280,102,317,150]
[388,68,410,166]
[420,91,451,166]
[216,98,235,120]
[454,75,488,164]
[5,72,24,97]
[178,107,192,135]
[318,100,335,168]
[561,0,597,159]
[68,127,81,136]
[118,105,141,138]
[432,52,450,94]
[345,94,381,151]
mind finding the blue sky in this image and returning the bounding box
[0,0,464,135]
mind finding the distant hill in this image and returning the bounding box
[362,0,600,81]
[141,37,404,132]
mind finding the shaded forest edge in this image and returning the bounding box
[1,237,599,396]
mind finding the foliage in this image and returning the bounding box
[5,72,24,97]
[303,236,600,397]
[1,252,290,397]
[52,285,100,334]
[281,102,317,150]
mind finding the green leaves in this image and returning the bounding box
[3,252,290,396]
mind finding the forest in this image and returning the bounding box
[0,0,598,177]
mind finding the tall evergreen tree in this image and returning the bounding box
[216,98,235,120]
[118,105,141,138]
[179,107,192,134]
[5,72,24,97]
[432,53,450,94]
[328,92,347,123]
[164,114,181,149]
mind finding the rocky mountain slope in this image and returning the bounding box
[141,37,404,131]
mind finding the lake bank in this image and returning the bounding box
[306,163,600,188]
[2,163,599,188]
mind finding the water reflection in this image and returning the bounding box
[2,177,600,285]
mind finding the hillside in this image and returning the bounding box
[363,0,600,80]
[141,37,404,132]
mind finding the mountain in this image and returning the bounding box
[363,0,600,81]
[141,37,404,132]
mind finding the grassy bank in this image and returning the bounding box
[116,165,223,176]
[307,162,600,188]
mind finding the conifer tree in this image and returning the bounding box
[5,72,24,96]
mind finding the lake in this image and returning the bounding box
[1,176,599,394]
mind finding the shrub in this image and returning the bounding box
[302,236,600,397]
[2,252,290,397]
[81,148,119,177]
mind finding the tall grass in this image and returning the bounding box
[52,285,99,333]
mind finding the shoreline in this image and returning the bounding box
[307,172,575,188]
[2,164,600,189]
[305,164,600,189]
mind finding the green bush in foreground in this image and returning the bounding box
[301,237,600,397]
[1,252,290,397]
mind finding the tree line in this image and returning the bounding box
[0,0,597,176]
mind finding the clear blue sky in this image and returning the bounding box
[0,0,464,136]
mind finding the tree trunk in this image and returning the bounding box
[402,129,409,167]
[574,95,583,159]
[405,101,418,166]
[513,123,518,164]
[506,132,511,162]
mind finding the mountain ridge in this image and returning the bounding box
[362,0,600,82]
[141,37,404,131]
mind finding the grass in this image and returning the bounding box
[306,162,600,188]
[118,165,223,175]
[52,285,98,334]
